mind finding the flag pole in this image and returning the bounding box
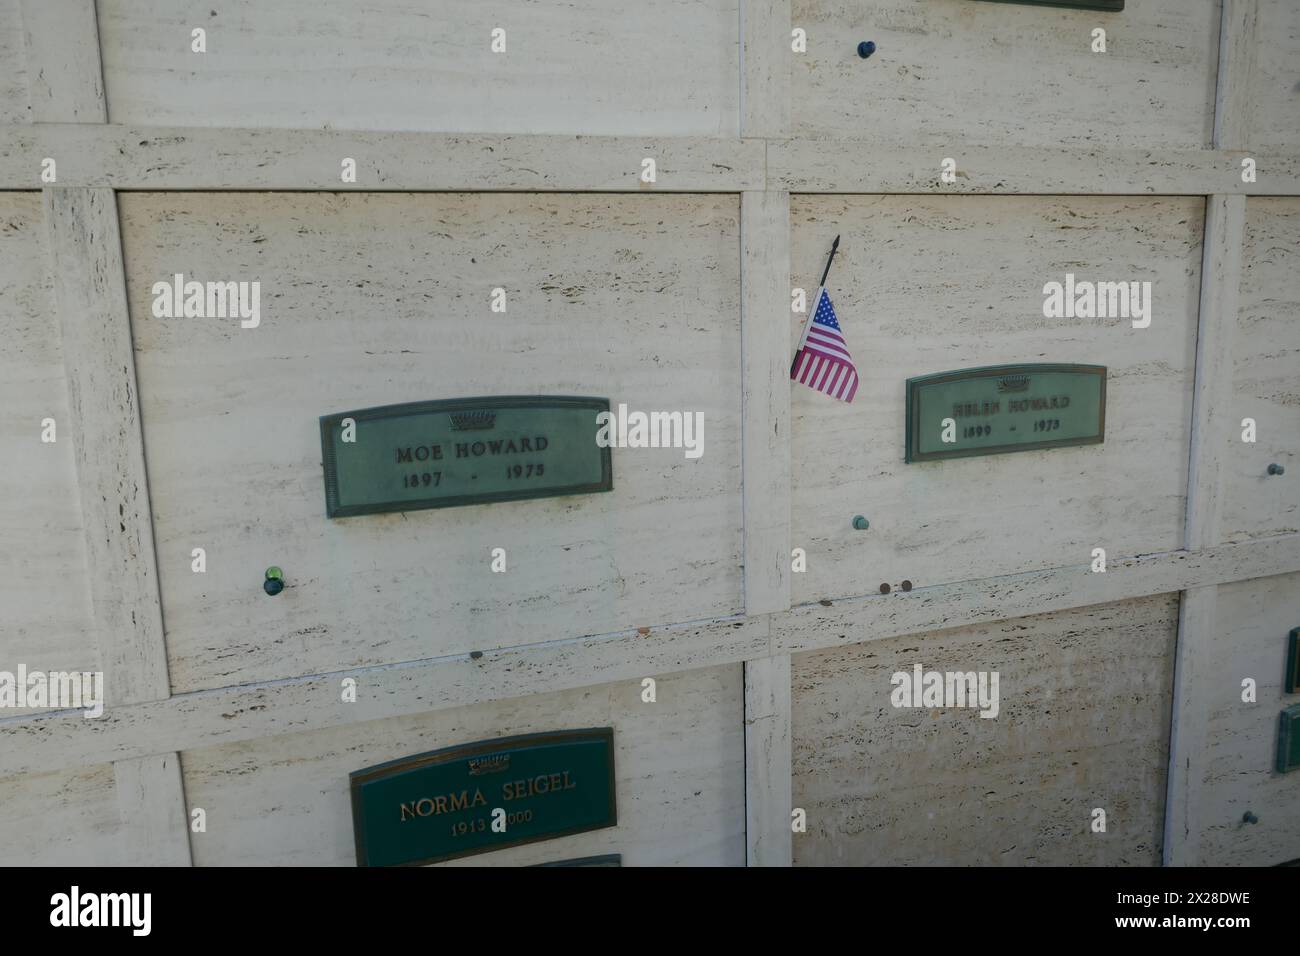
[792,235,842,375]
[818,234,840,287]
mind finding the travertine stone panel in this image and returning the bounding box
[792,0,1217,149]
[182,666,745,866]
[1222,198,1300,543]
[791,195,1201,601]
[98,0,739,136]
[0,192,97,716]
[792,594,1178,865]
[1199,572,1300,866]
[121,191,742,692]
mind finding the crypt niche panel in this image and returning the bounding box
[0,5,25,124]
[180,666,746,867]
[1245,0,1300,150]
[791,594,1178,866]
[791,0,1217,149]
[121,191,741,693]
[789,194,1202,603]
[1221,198,1300,545]
[96,0,740,137]
[0,762,127,866]
[0,193,99,718]
[1198,572,1300,867]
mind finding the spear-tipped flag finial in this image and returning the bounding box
[819,234,840,287]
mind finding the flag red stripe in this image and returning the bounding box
[790,288,858,403]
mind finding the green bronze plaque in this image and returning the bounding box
[1278,706,1300,774]
[973,1,1123,10]
[320,396,612,518]
[906,363,1106,463]
[350,729,617,866]
[533,854,622,867]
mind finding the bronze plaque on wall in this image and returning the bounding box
[321,395,613,517]
[350,729,617,866]
[906,363,1106,463]
[973,0,1123,10]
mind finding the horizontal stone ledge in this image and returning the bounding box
[0,126,765,192]
[0,533,1295,779]
[0,615,770,779]
[769,143,1300,196]
[3,126,1299,196]
[775,534,1300,655]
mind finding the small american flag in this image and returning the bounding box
[791,287,858,402]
